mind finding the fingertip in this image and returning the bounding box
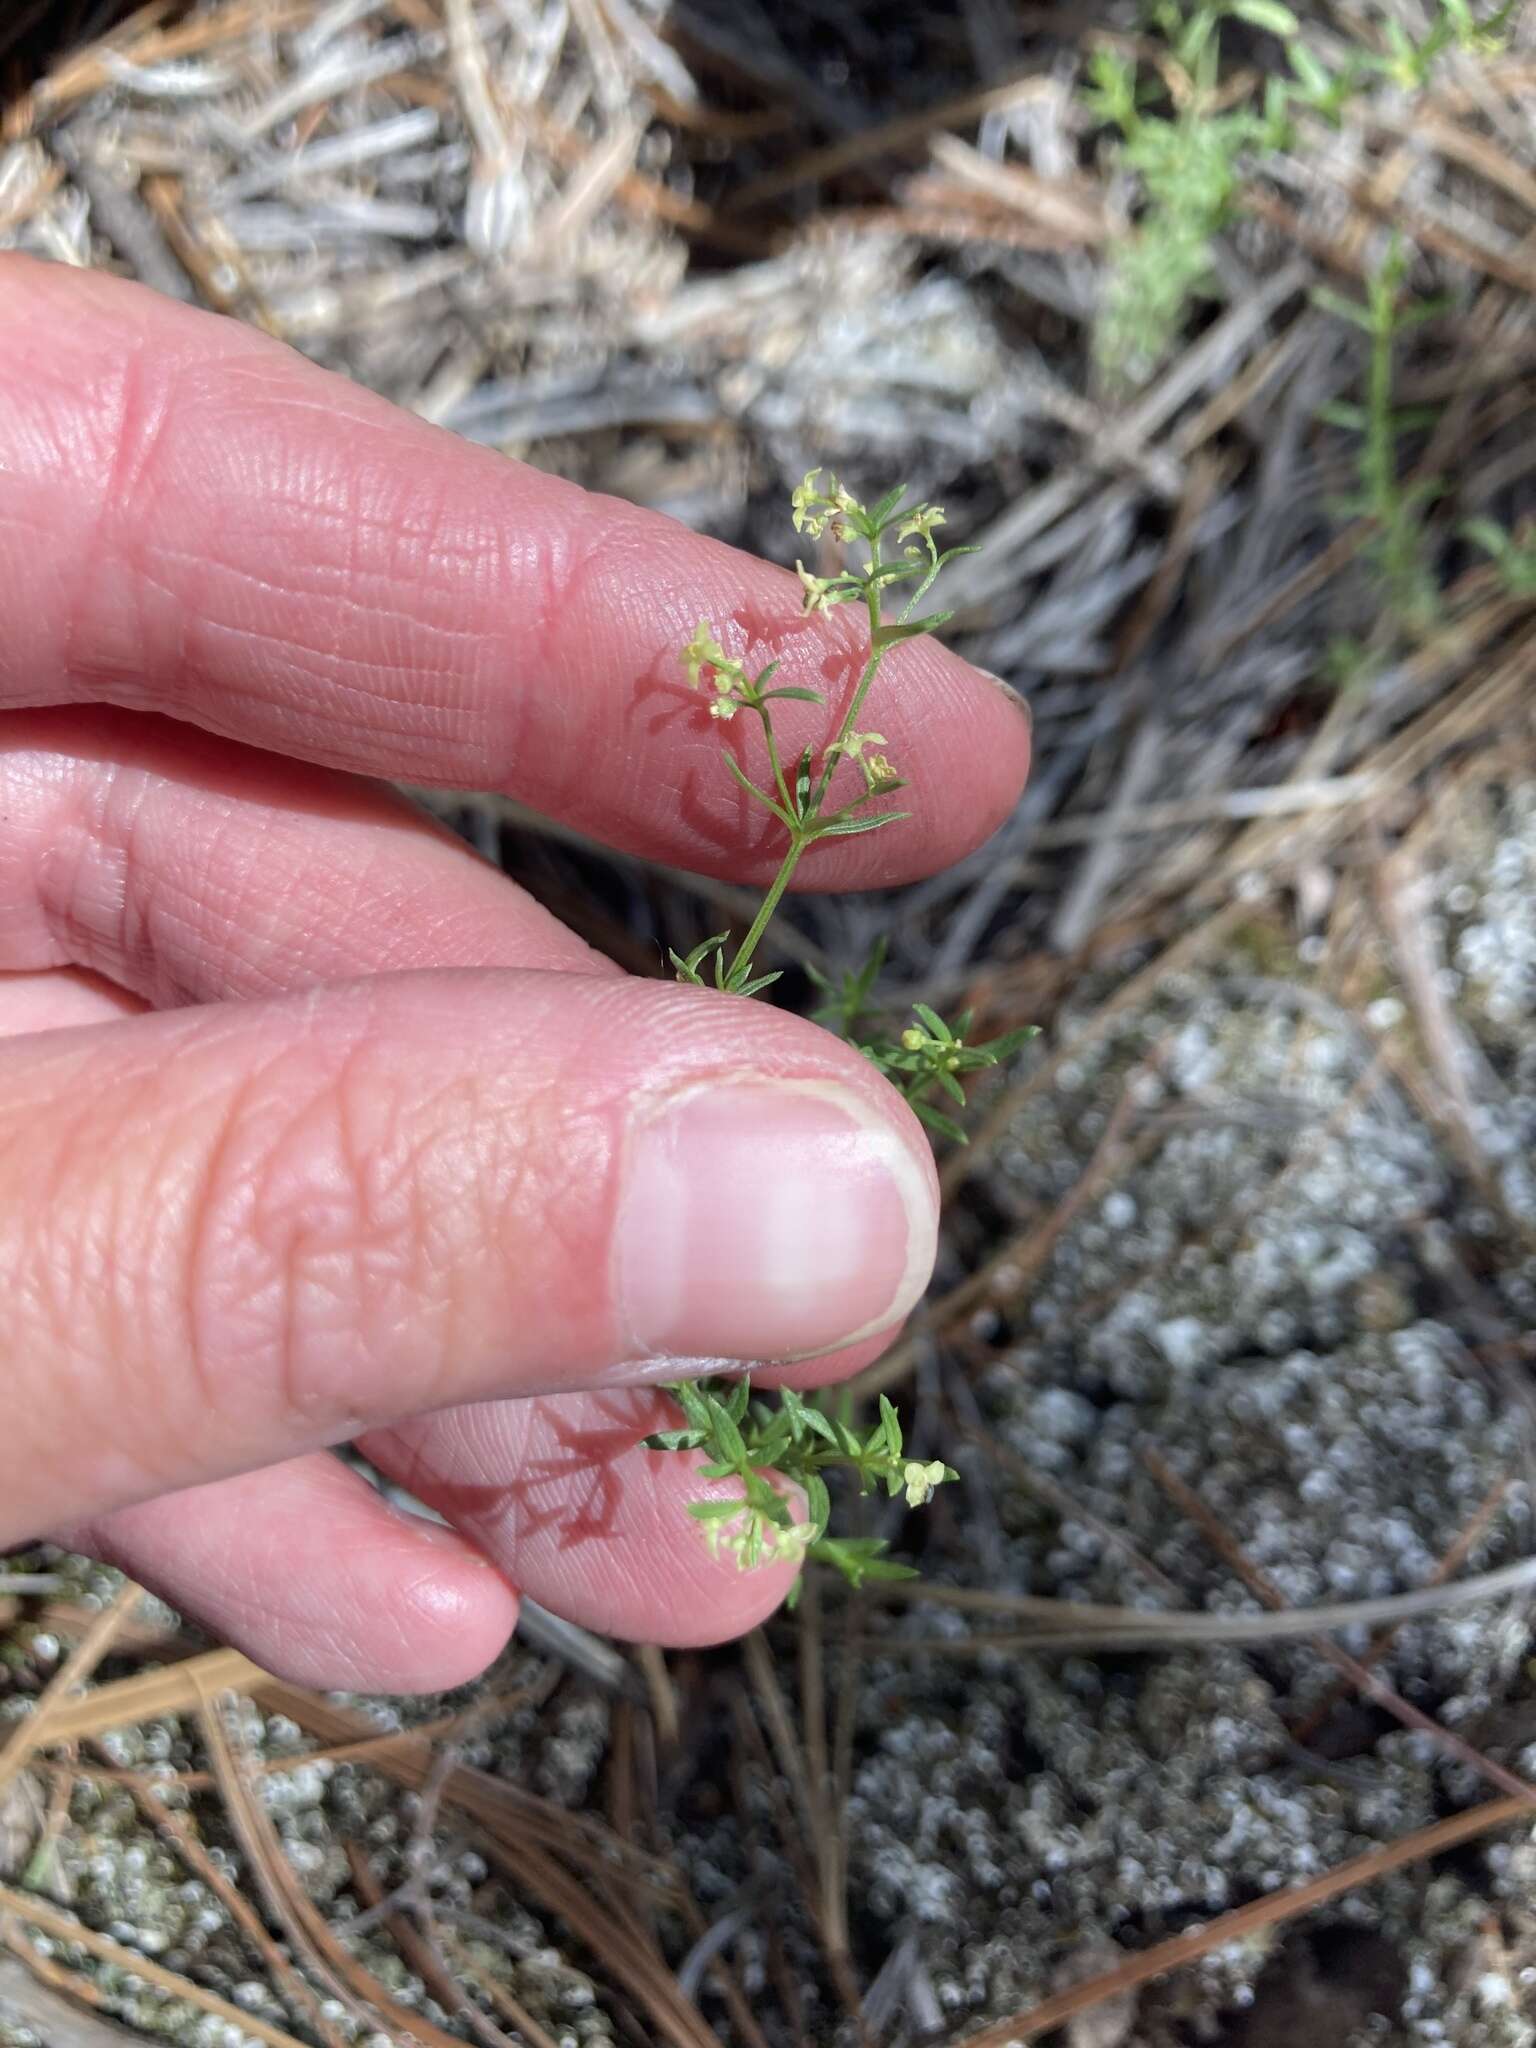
[74,1457,520,1694]
[752,1325,904,1391]
[366,1397,807,1651]
[368,1511,523,1693]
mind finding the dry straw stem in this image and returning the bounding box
[955,1456,1536,2048]
[856,1550,1536,1655]
[729,68,1064,210]
[952,1790,1536,2047]
[1141,1448,1536,1810]
[197,1693,457,2048]
[0,1944,147,2048]
[250,1679,721,2048]
[0,1581,144,1795]
[16,0,313,127]
[1288,1470,1513,1746]
[343,1839,534,2048]
[940,615,1536,1210]
[3,1635,719,2048]
[127,1783,347,2048]
[0,1880,313,2048]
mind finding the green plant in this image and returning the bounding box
[1315,239,1447,643]
[644,1380,954,1590]
[1462,518,1536,599]
[667,473,969,1001]
[1367,0,1519,90]
[1086,0,1514,382]
[645,475,1034,1589]
[1087,4,1292,383]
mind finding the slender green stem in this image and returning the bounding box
[895,534,943,625]
[758,705,793,819]
[726,833,807,985]
[807,535,889,819]
[1364,274,1395,514]
[806,647,883,819]
[712,502,949,991]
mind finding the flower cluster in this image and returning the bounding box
[790,468,861,540]
[869,1003,1039,1147]
[681,619,751,720]
[653,474,1038,1590]
[825,728,901,796]
[789,470,953,622]
[643,1380,958,1594]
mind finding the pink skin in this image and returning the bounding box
[0,257,1030,1690]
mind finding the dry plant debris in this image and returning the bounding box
[7,1,1536,2044]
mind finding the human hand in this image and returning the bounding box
[0,257,1030,1691]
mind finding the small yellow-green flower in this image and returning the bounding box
[682,618,751,717]
[897,502,946,547]
[701,1507,816,1569]
[827,728,902,795]
[826,728,887,765]
[902,1460,948,1509]
[681,619,725,689]
[791,469,829,536]
[795,559,837,612]
[791,469,862,542]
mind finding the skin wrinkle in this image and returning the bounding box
[108,499,484,749]
[169,405,501,746]
[99,750,164,995]
[68,344,177,701]
[12,1061,191,1506]
[335,1051,465,1408]
[219,1009,497,1439]
[493,496,622,805]
[37,749,192,1002]
[0,719,604,1002]
[193,811,288,1002]
[0,262,1027,887]
[21,777,89,975]
[10,1139,93,1498]
[246,1029,396,1438]
[182,1041,290,1457]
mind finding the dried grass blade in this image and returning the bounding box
[0,1881,314,2048]
[198,1696,469,2048]
[954,1792,1534,2045]
[0,1584,144,1794]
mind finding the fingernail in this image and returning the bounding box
[976,667,1032,731]
[615,1079,937,1362]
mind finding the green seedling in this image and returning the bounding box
[1463,518,1536,600]
[1315,238,1448,644]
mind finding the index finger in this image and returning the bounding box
[0,257,1028,889]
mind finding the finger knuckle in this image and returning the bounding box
[189,1028,470,1436]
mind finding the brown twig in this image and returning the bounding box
[951,1792,1535,2045]
[344,1839,520,2048]
[143,1790,346,2048]
[0,1883,314,2048]
[0,1583,144,1795]
[1141,1449,1536,1808]
[1290,1471,1513,1746]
